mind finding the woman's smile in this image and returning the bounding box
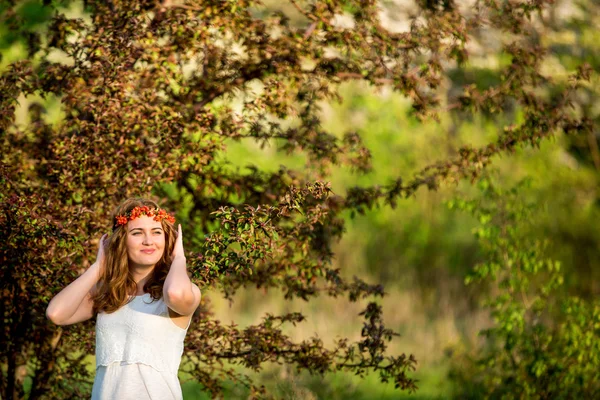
[141,249,155,254]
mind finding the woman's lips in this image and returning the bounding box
[141,249,155,254]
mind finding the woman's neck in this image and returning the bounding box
[129,264,155,294]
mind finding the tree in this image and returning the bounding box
[448,175,600,398]
[0,0,594,398]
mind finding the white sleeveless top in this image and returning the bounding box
[91,293,191,400]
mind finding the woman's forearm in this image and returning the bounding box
[163,256,194,302]
[46,262,100,324]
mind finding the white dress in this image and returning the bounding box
[91,293,191,400]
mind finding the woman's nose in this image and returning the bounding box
[142,234,153,245]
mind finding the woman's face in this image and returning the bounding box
[125,215,165,269]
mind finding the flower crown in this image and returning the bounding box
[114,206,175,229]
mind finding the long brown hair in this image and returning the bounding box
[92,198,177,314]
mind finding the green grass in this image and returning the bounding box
[180,363,453,400]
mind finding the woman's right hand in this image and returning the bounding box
[92,234,108,278]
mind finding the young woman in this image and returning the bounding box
[46,198,201,400]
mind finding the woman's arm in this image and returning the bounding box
[46,234,106,325]
[163,225,201,316]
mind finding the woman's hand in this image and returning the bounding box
[95,234,108,264]
[91,234,108,278]
[171,224,185,261]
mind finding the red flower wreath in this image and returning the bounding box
[115,206,176,227]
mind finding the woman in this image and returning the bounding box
[46,198,201,400]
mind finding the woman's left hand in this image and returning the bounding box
[171,224,185,261]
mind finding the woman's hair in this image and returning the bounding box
[92,198,176,314]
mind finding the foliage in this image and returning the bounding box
[0,0,596,398]
[448,175,600,399]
